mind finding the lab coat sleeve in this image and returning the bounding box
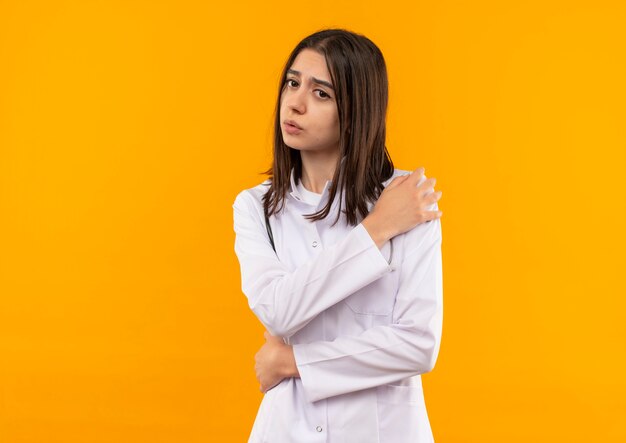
[232,190,393,338]
[291,207,443,403]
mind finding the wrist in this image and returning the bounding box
[282,345,300,378]
[362,213,393,249]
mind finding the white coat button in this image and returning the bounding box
[316,426,323,432]
[312,241,318,248]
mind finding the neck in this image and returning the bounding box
[299,149,341,194]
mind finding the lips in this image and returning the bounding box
[283,121,303,135]
[284,119,302,130]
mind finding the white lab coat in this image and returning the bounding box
[232,160,443,443]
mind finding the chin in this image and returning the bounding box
[282,139,305,150]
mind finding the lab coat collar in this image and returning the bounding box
[289,155,347,206]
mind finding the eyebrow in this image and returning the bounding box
[287,69,334,91]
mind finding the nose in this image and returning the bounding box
[284,86,306,114]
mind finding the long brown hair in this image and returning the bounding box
[262,28,394,227]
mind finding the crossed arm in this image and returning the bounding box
[233,190,443,402]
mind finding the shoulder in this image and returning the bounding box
[232,178,271,218]
[382,167,429,188]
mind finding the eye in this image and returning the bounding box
[284,78,332,99]
[316,90,331,99]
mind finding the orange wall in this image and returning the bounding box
[1,1,625,442]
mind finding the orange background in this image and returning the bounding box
[1,1,625,442]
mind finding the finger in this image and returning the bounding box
[426,190,443,204]
[417,177,437,194]
[405,167,425,185]
[423,209,443,220]
[264,331,270,340]
[385,174,410,190]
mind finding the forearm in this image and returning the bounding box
[292,322,440,402]
[237,222,393,337]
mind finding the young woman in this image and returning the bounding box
[233,28,443,443]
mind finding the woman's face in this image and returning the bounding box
[280,49,340,155]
